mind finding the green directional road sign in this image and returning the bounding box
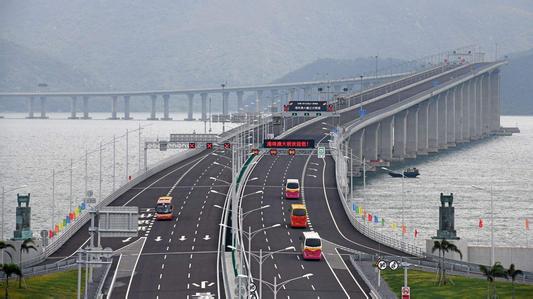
[318,146,325,158]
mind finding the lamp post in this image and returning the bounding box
[241,273,313,299]
[230,246,295,299]
[472,185,495,265]
[375,55,379,79]
[221,83,226,133]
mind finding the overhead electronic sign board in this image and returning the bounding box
[263,139,315,149]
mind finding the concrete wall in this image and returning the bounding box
[468,246,533,272]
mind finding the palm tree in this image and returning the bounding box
[480,262,508,299]
[506,263,523,299]
[1,263,22,299]
[431,240,443,283]
[0,241,15,263]
[432,239,463,285]
[17,238,36,288]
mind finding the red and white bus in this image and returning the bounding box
[155,196,173,220]
[300,231,322,260]
[285,179,300,199]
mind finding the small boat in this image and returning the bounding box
[388,168,420,178]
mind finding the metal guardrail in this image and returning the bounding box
[0,258,77,280]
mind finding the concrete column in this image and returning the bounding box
[405,106,418,158]
[256,90,263,114]
[462,81,471,140]
[201,93,208,120]
[348,129,365,164]
[393,110,407,160]
[186,93,195,121]
[379,116,394,161]
[469,78,477,139]
[495,71,501,130]
[482,74,491,135]
[123,95,132,120]
[417,101,429,154]
[303,87,312,100]
[39,96,48,119]
[446,88,456,146]
[222,91,229,118]
[490,71,500,131]
[161,94,172,120]
[437,92,448,149]
[26,97,35,119]
[363,123,379,161]
[147,95,158,120]
[270,89,279,112]
[428,97,439,152]
[455,84,464,143]
[110,96,119,120]
[81,96,91,119]
[237,91,244,113]
[68,96,78,119]
[476,76,483,138]
[288,88,296,102]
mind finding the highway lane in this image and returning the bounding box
[242,154,368,298]
[43,149,215,264]
[123,149,233,299]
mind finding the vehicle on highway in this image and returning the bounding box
[285,178,300,199]
[155,196,173,220]
[300,231,322,260]
[289,203,308,228]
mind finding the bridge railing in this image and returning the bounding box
[329,136,427,257]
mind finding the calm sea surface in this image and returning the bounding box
[0,112,236,239]
[0,114,531,249]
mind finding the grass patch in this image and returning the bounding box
[0,269,84,299]
[381,268,533,299]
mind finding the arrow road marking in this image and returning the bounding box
[179,235,187,241]
[203,235,211,241]
[155,236,162,242]
[306,174,317,178]
[192,281,213,289]
[308,168,318,171]
[122,237,132,243]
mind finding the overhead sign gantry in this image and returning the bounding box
[282,101,334,117]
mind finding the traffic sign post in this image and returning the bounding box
[401,286,410,299]
[317,146,325,159]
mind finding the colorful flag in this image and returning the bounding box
[391,223,397,230]
[402,224,406,235]
[479,218,484,228]
[49,230,54,238]
[66,216,70,224]
[381,218,385,226]
[374,215,379,224]
[54,224,59,233]
[526,218,530,230]
[414,229,419,238]
[368,213,373,222]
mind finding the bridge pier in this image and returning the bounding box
[417,102,429,154]
[303,87,312,100]
[256,90,263,114]
[405,106,418,158]
[161,94,172,120]
[463,81,471,141]
[200,93,208,121]
[68,96,79,119]
[222,91,229,119]
[469,78,478,139]
[477,76,485,137]
[270,89,278,112]
[437,93,448,149]
[455,84,464,143]
[490,71,501,131]
[379,116,393,161]
[110,96,119,119]
[363,123,379,161]
[39,96,48,119]
[81,96,91,119]
[482,74,491,136]
[185,93,195,120]
[348,129,365,164]
[428,97,439,152]
[392,110,407,160]
[236,91,244,113]
[147,95,159,120]
[26,97,35,118]
[123,95,132,120]
[446,89,456,146]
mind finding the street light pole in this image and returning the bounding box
[490,184,494,265]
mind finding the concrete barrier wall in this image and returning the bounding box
[468,246,533,272]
